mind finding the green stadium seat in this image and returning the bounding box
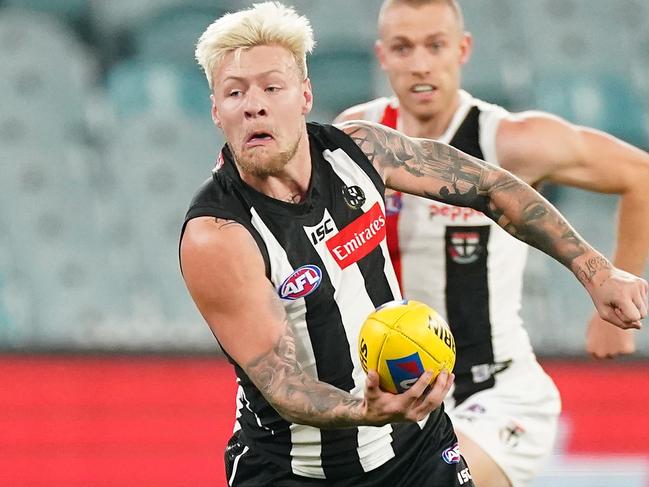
[514,0,634,74]
[462,0,532,109]
[105,60,211,120]
[533,73,648,147]
[105,112,220,322]
[3,0,88,24]
[308,47,377,116]
[130,5,221,68]
[0,10,96,145]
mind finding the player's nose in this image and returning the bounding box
[244,91,268,119]
[409,47,433,75]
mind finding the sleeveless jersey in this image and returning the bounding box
[181,123,453,480]
[361,91,534,405]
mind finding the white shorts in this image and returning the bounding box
[446,355,561,487]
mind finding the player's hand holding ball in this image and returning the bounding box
[357,300,456,425]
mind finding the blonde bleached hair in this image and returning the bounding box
[195,1,315,90]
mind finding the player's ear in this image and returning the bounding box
[375,39,387,70]
[211,94,222,128]
[302,77,313,115]
[459,31,473,66]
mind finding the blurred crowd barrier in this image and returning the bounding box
[1,356,647,486]
[0,0,647,354]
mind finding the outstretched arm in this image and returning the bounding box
[496,113,649,357]
[338,120,648,329]
[180,216,453,428]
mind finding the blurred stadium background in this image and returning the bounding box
[0,0,647,485]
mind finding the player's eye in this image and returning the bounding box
[392,45,411,55]
[266,86,281,93]
[430,41,445,51]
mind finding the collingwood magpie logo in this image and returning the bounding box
[341,185,365,210]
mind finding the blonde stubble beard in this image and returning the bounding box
[233,129,303,179]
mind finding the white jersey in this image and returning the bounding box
[361,91,534,404]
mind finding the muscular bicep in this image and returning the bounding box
[180,217,287,368]
[497,113,649,192]
[180,217,365,427]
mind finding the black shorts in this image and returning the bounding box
[225,420,474,487]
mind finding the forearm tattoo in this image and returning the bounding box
[346,122,488,209]
[574,256,613,287]
[244,293,363,428]
[343,121,599,277]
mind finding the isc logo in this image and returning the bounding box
[278,265,322,300]
[309,218,334,245]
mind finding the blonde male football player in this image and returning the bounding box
[336,1,649,486]
[181,2,648,486]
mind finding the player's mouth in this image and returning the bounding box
[410,84,436,93]
[245,130,275,147]
[409,84,438,100]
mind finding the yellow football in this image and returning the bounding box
[358,299,456,394]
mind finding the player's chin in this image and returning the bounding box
[241,153,287,177]
[403,101,439,120]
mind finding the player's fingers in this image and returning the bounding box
[404,370,433,400]
[412,372,453,417]
[419,371,451,405]
[432,371,454,401]
[613,305,642,329]
[633,291,648,319]
[434,370,453,394]
[617,317,642,330]
[598,307,623,327]
[612,307,642,330]
[599,306,633,329]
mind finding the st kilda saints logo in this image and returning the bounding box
[448,230,482,264]
[341,185,366,210]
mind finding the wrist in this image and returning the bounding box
[572,251,613,289]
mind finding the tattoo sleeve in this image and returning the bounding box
[242,288,365,429]
[340,120,608,283]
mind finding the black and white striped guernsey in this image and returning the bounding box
[181,122,453,480]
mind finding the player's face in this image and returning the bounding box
[211,45,313,177]
[376,2,471,121]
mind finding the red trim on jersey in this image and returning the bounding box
[381,103,399,129]
[380,103,403,289]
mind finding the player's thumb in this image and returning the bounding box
[365,370,380,392]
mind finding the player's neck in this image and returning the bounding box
[399,91,462,140]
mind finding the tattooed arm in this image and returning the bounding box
[338,120,648,329]
[180,216,453,427]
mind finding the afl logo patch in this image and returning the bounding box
[341,185,366,210]
[442,443,461,464]
[278,265,322,300]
